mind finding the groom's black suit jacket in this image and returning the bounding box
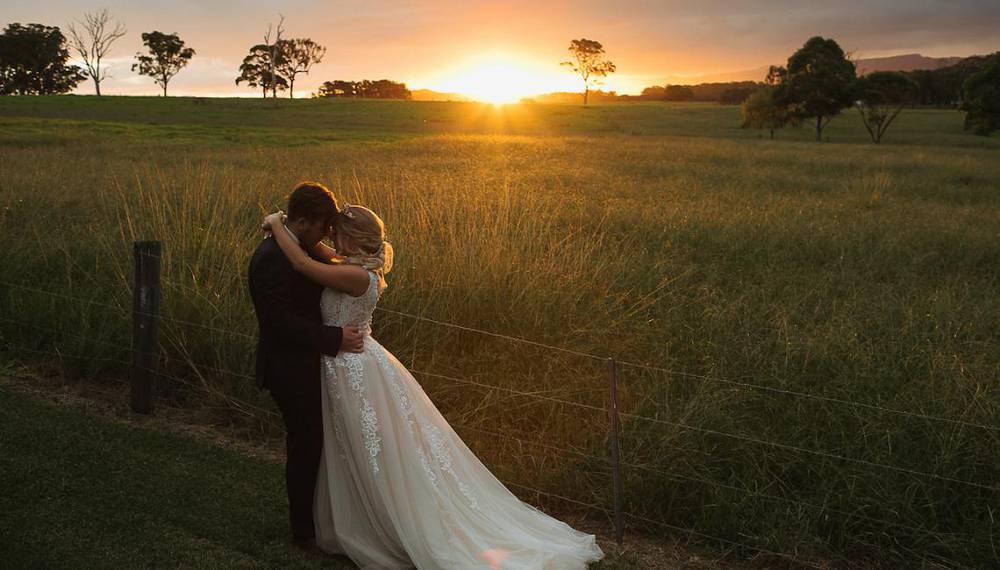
[248,235,343,395]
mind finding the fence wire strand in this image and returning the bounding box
[3,268,996,565]
[413,369,998,493]
[453,421,945,537]
[7,277,993,434]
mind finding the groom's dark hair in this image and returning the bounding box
[286,181,339,223]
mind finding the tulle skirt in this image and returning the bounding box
[313,337,604,569]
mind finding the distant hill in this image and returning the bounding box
[677,53,967,84]
[854,53,964,75]
[411,89,471,102]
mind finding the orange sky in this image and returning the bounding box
[4,0,999,98]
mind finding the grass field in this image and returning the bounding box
[0,382,354,568]
[1,95,998,567]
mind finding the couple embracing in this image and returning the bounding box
[248,182,604,569]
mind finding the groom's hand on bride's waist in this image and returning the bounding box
[341,326,365,353]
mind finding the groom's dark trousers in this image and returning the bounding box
[248,235,342,540]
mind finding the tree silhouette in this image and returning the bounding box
[262,15,285,99]
[561,39,616,106]
[765,65,787,87]
[0,23,85,95]
[774,36,856,141]
[67,9,126,97]
[132,31,194,96]
[855,71,918,144]
[640,85,666,100]
[907,56,987,107]
[719,86,754,105]
[316,80,356,97]
[275,38,325,98]
[314,79,410,99]
[664,84,694,101]
[741,86,791,139]
[961,52,1000,135]
[236,44,287,98]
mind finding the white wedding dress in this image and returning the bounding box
[313,272,604,569]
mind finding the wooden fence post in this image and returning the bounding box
[131,241,161,414]
[607,357,625,546]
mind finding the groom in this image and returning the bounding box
[248,181,364,549]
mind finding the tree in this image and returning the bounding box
[236,44,287,98]
[663,84,694,101]
[315,79,356,97]
[0,23,85,95]
[640,85,666,100]
[741,86,791,139]
[855,71,918,144]
[774,36,856,141]
[262,16,285,99]
[561,38,616,106]
[719,86,753,105]
[67,9,126,96]
[961,52,1000,135]
[358,79,411,99]
[274,38,325,98]
[765,65,787,87]
[907,56,987,107]
[637,81,761,103]
[132,31,194,96]
[313,79,411,99]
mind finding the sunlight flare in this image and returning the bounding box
[428,52,577,103]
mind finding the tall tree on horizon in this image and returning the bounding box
[132,31,194,96]
[263,15,285,99]
[67,9,126,97]
[275,38,325,98]
[0,23,85,95]
[236,44,287,98]
[561,38,616,106]
[774,36,856,141]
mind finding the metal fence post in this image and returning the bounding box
[131,241,161,414]
[607,357,625,546]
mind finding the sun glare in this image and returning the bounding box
[430,53,575,104]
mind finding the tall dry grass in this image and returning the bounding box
[1,101,998,566]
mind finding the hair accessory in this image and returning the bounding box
[342,203,356,219]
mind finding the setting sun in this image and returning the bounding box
[428,52,576,104]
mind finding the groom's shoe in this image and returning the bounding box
[291,536,321,555]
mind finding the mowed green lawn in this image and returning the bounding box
[0,95,997,567]
[1,94,998,147]
[0,384,352,568]
[0,381,640,569]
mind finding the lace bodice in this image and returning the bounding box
[320,272,380,335]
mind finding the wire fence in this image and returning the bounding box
[7,276,993,434]
[2,266,997,567]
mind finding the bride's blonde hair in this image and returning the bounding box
[333,203,393,289]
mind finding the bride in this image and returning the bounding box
[262,205,604,569]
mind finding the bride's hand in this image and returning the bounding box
[262,211,285,232]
